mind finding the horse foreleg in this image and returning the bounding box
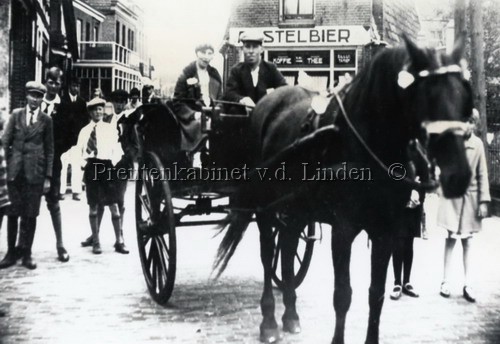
[365,234,392,344]
[257,214,280,343]
[331,227,356,344]
[280,221,302,334]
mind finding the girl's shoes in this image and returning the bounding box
[440,282,451,298]
[402,283,419,297]
[389,285,402,300]
[463,286,476,303]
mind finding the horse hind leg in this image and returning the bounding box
[331,224,357,344]
[257,213,280,343]
[365,233,393,344]
[280,219,303,335]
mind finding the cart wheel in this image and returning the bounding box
[271,222,315,290]
[136,151,176,305]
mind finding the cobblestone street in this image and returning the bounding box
[0,188,499,344]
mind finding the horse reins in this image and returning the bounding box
[330,63,468,191]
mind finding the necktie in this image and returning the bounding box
[86,125,98,156]
[29,111,35,126]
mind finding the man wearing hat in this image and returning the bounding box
[0,81,54,270]
[76,97,124,254]
[80,90,130,254]
[224,31,287,113]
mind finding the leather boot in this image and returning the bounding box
[20,217,37,270]
[0,217,20,269]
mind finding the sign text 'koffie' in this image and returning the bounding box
[229,26,371,47]
[268,50,330,68]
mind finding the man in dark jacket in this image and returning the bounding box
[173,43,223,150]
[40,67,71,262]
[224,31,287,113]
[59,76,88,200]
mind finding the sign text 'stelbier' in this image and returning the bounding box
[229,26,371,47]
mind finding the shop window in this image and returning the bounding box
[282,0,314,20]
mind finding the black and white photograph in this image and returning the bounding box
[1,0,500,343]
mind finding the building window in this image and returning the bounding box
[283,0,314,20]
[94,26,99,41]
[76,19,82,43]
[85,22,91,41]
[122,26,126,46]
[116,21,120,44]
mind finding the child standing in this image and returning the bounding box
[77,97,124,254]
[0,81,53,270]
[437,109,490,302]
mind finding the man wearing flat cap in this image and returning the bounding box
[0,81,54,270]
[224,31,287,113]
[76,97,124,255]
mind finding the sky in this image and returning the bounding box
[139,0,231,87]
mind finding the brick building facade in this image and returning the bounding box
[73,0,152,100]
[221,0,420,90]
[0,0,78,111]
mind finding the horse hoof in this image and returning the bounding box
[283,319,301,334]
[259,328,281,343]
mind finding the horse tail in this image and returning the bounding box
[212,210,253,279]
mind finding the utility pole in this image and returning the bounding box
[469,0,488,147]
[454,0,467,38]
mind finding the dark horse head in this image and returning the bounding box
[397,37,473,197]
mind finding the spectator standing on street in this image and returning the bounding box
[80,91,130,254]
[142,83,161,105]
[438,109,490,303]
[0,81,53,270]
[59,76,89,201]
[77,97,124,254]
[173,43,223,150]
[125,87,142,111]
[40,67,70,262]
[0,97,10,317]
[390,181,425,300]
[223,31,287,114]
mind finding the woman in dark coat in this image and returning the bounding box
[173,43,222,151]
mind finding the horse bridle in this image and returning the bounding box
[331,63,469,191]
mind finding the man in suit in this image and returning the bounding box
[224,31,287,113]
[0,81,54,270]
[40,67,71,262]
[59,76,88,201]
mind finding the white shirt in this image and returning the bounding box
[25,106,40,126]
[251,66,260,87]
[77,120,123,167]
[69,93,77,102]
[41,94,61,116]
[197,68,211,106]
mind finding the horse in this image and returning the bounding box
[213,36,473,344]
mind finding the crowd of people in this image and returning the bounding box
[0,31,492,319]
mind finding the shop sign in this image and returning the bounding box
[229,26,371,47]
[268,50,330,68]
[334,50,356,67]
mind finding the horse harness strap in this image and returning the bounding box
[331,91,437,191]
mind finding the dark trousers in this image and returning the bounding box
[392,237,415,286]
